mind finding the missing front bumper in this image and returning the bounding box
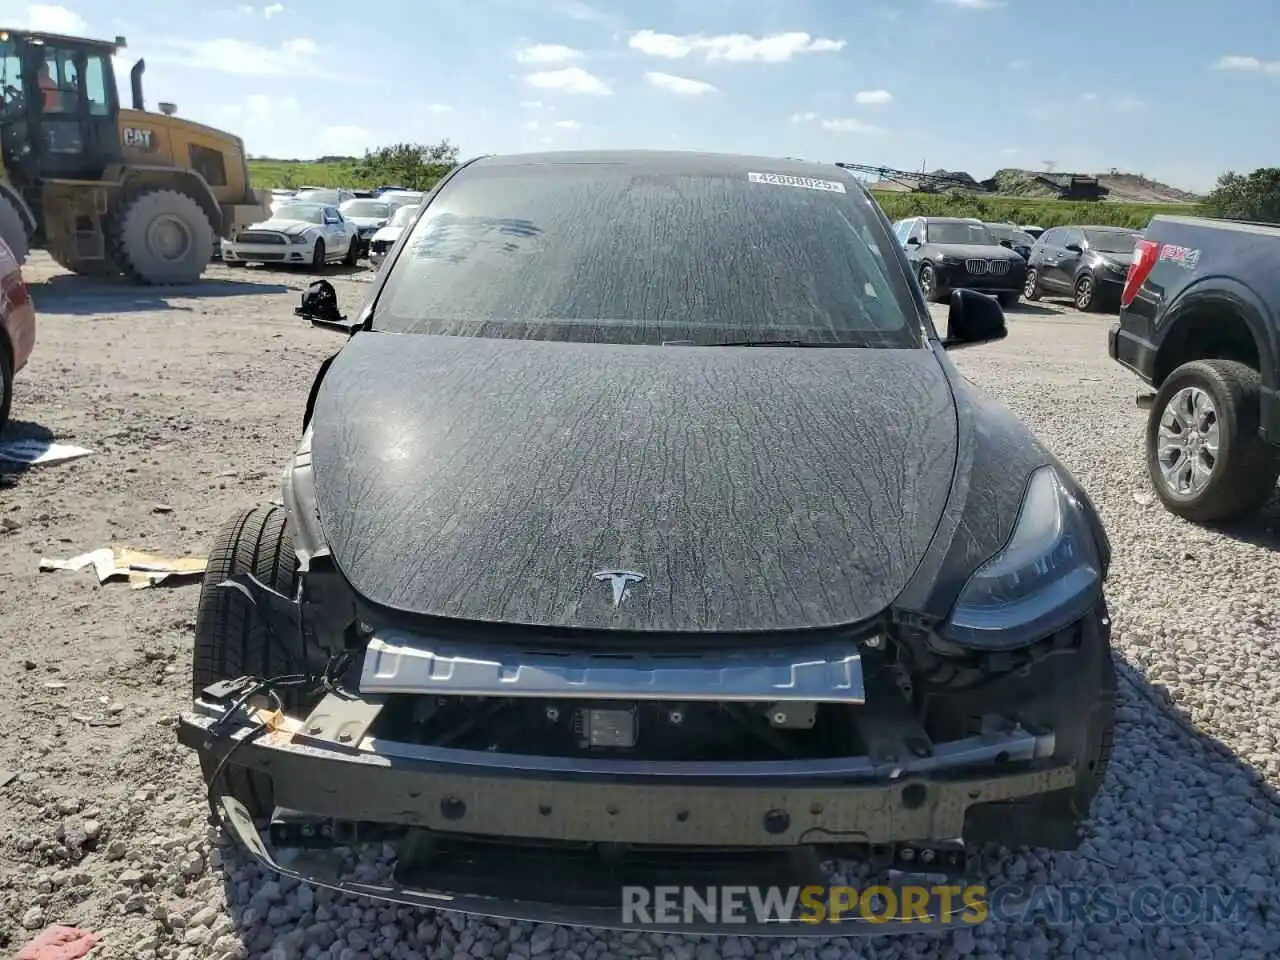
[181,705,1071,933]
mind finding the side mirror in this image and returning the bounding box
[1064,243,1083,254]
[942,289,1007,349]
[999,239,1013,249]
[906,236,921,246]
[294,279,359,335]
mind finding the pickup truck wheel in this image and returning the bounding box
[1145,359,1280,522]
[1073,274,1097,312]
[192,504,300,820]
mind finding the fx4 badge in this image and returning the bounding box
[592,570,645,608]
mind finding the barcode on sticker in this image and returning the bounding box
[748,172,847,193]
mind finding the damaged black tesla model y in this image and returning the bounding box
[179,150,1116,934]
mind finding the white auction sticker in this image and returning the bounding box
[747,171,847,193]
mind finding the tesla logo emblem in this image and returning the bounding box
[593,570,645,608]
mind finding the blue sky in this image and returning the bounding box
[4,0,1277,192]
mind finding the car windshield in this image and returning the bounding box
[1085,230,1138,254]
[372,162,921,348]
[926,221,996,245]
[389,205,419,227]
[342,200,390,219]
[987,224,1032,245]
[294,190,340,205]
[274,203,324,224]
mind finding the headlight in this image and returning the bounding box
[289,234,310,245]
[944,465,1102,650]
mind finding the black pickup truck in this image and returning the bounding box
[1109,214,1280,522]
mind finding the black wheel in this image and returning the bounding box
[1144,359,1280,522]
[0,337,12,434]
[311,239,326,271]
[192,505,307,819]
[1023,267,1041,301]
[114,189,215,284]
[343,238,359,266]
[918,263,941,303]
[998,290,1021,308]
[1073,273,1097,312]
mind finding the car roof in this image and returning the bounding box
[922,217,985,224]
[1076,225,1138,233]
[466,149,863,186]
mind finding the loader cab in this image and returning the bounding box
[0,29,122,186]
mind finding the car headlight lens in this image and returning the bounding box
[944,466,1102,650]
[289,234,310,245]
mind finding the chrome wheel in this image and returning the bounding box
[919,264,935,299]
[1156,386,1220,497]
[1023,269,1038,299]
[1074,275,1094,310]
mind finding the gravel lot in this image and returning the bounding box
[1,253,1278,959]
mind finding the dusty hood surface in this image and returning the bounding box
[309,333,960,633]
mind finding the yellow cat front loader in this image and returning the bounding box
[0,28,268,283]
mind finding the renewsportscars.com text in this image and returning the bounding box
[621,884,1249,927]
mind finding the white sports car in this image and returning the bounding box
[367,203,421,267]
[222,202,361,270]
[338,198,394,256]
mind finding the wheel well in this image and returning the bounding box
[1153,305,1261,385]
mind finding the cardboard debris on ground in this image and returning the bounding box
[39,547,206,588]
[0,438,93,465]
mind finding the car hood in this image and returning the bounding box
[248,218,315,236]
[931,243,1024,260]
[347,216,386,228]
[370,225,404,243]
[308,333,960,634]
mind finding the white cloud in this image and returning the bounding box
[516,43,582,64]
[150,37,323,76]
[522,119,540,131]
[18,4,87,32]
[520,100,545,108]
[790,111,818,123]
[820,117,884,134]
[644,71,718,96]
[937,0,1002,8]
[854,89,892,105]
[628,30,845,63]
[999,147,1019,155]
[264,3,284,16]
[1112,96,1145,111]
[425,103,453,113]
[1080,92,1099,101]
[524,67,612,94]
[1213,55,1280,74]
[554,119,581,129]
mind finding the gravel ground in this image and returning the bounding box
[1,254,1278,959]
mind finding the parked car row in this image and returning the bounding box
[890,215,1141,315]
[227,186,426,270]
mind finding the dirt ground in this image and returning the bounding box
[9,254,1275,960]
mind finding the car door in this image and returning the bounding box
[322,207,345,258]
[1056,228,1087,289]
[1036,228,1069,291]
[904,219,924,266]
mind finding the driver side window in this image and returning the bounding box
[908,220,925,245]
[82,55,110,117]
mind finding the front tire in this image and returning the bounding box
[919,263,943,304]
[1145,359,1280,522]
[114,189,215,285]
[344,238,360,266]
[1023,267,1041,301]
[1073,273,1097,312]
[310,239,326,271]
[192,505,300,819]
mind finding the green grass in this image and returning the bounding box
[870,189,1204,229]
[248,159,1203,229]
[248,159,362,189]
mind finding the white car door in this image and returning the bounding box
[322,207,345,259]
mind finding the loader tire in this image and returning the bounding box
[115,188,214,285]
[0,192,31,266]
[49,248,121,278]
[192,504,300,820]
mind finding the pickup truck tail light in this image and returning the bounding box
[1121,238,1160,308]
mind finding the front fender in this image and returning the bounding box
[892,358,1108,622]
